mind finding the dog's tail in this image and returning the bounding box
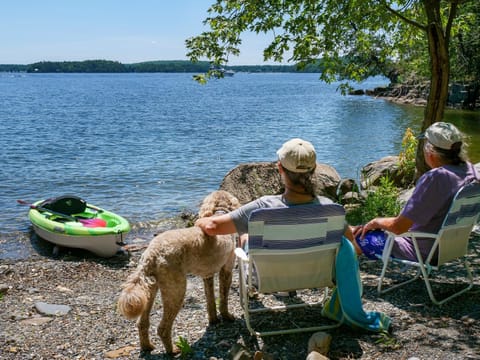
[117,265,154,320]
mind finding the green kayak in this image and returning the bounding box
[28,197,130,257]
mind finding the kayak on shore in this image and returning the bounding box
[22,195,130,257]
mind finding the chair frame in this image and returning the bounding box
[235,203,345,336]
[378,181,480,305]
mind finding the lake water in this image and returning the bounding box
[1,72,479,259]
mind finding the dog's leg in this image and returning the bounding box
[203,276,219,324]
[158,273,186,354]
[137,285,158,352]
[219,251,235,321]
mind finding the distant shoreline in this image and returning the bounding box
[0,59,321,74]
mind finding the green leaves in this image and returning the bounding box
[186,0,414,84]
[398,127,418,187]
[175,336,193,358]
[346,175,402,226]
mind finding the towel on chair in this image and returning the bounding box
[322,237,392,332]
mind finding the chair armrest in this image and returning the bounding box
[386,231,437,239]
[234,247,249,262]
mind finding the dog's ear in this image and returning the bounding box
[228,194,241,211]
[198,192,215,218]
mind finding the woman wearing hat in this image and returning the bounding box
[196,138,353,243]
[351,122,479,262]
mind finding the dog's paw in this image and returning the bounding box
[221,312,235,322]
[140,343,155,352]
[166,345,181,355]
[208,315,220,325]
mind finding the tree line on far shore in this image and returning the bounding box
[0,59,324,73]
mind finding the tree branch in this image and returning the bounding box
[384,4,426,31]
[445,0,459,47]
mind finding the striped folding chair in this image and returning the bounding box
[234,203,346,336]
[378,181,480,305]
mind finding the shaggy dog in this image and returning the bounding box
[117,190,241,354]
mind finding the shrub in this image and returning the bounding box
[398,127,418,186]
[346,175,402,225]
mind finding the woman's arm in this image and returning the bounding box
[352,214,413,239]
[195,213,237,236]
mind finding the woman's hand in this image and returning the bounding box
[195,217,217,236]
[195,213,237,236]
[352,219,379,239]
[351,225,364,238]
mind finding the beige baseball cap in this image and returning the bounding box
[421,122,463,150]
[277,138,317,173]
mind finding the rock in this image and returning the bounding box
[0,283,10,294]
[340,178,364,203]
[56,285,74,294]
[105,345,136,358]
[307,331,332,360]
[35,301,71,316]
[306,351,329,360]
[20,317,53,325]
[229,343,253,360]
[348,89,365,95]
[360,156,403,189]
[220,161,342,204]
[342,191,361,203]
[337,178,357,195]
[368,81,480,110]
[398,187,414,205]
[313,163,343,199]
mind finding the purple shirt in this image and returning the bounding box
[392,162,478,260]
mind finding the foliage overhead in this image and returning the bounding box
[186,0,426,87]
[449,1,480,83]
[186,1,476,84]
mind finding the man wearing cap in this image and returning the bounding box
[351,122,479,262]
[196,138,353,242]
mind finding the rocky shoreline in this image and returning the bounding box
[1,159,480,360]
[350,81,480,110]
[1,229,479,360]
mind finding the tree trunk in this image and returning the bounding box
[415,1,450,178]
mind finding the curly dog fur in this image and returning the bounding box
[117,190,241,354]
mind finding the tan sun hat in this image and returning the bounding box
[277,138,317,173]
[421,122,463,150]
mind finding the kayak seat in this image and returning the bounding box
[40,195,87,215]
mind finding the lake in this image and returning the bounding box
[1,72,479,258]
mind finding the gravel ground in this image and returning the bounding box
[1,233,479,360]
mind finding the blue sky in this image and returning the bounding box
[0,1,275,65]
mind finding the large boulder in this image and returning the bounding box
[360,156,404,189]
[219,162,342,204]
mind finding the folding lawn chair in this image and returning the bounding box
[234,203,346,336]
[378,181,480,305]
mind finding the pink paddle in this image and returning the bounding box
[17,199,107,228]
